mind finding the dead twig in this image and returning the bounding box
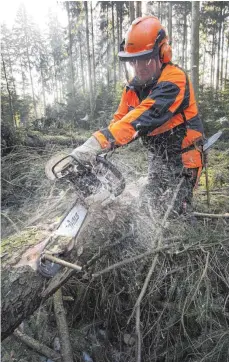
[136,304,141,362]
[53,288,74,362]
[194,212,229,218]
[92,243,179,278]
[42,253,82,272]
[13,329,61,361]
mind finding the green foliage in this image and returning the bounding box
[199,84,229,134]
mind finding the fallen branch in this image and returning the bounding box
[92,243,178,278]
[92,236,184,277]
[13,329,61,361]
[194,212,229,218]
[53,288,74,362]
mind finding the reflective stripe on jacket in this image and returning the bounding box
[94,63,204,169]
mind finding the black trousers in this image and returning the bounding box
[140,125,199,216]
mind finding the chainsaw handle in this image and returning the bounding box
[51,155,90,179]
[96,155,126,196]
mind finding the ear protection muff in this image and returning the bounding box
[159,41,172,63]
[155,28,172,63]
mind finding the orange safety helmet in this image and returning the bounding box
[118,16,172,64]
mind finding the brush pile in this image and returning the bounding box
[1,143,229,362]
[59,207,229,362]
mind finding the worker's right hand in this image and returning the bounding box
[70,136,102,165]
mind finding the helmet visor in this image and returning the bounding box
[122,54,161,86]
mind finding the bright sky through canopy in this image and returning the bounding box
[1,0,67,28]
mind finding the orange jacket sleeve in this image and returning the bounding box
[94,66,187,149]
[110,88,129,125]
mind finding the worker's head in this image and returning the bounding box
[118,16,172,85]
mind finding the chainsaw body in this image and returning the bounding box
[38,154,125,277]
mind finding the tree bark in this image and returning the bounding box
[1,195,134,341]
[191,1,200,102]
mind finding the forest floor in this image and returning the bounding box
[1,128,229,362]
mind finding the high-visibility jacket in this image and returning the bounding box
[94,63,204,169]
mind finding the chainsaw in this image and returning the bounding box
[38,152,125,278]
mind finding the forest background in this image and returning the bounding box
[1,0,229,138]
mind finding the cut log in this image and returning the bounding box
[25,131,86,148]
[1,195,133,341]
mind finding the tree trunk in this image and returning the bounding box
[66,2,76,99]
[129,1,135,23]
[220,13,225,89]
[182,4,187,68]
[90,2,96,92]
[216,6,223,92]
[211,30,216,88]
[158,2,161,21]
[117,3,121,80]
[191,1,200,102]
[6,44,17,97]
[20,55,26,99]
[78,30,86,94]
[168,2,172,43]
[1,195,134,341]
[1,55,16,127]
[84,1,93,117]
[112,2,116,89]
[106,3,110,86]
[26,38,38,119]
[135,1,142,18]
[224,41,229,88]
[39,54,46,116]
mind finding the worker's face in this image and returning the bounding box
[128,56,162,84]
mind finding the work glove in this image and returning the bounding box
[70,136,102,165]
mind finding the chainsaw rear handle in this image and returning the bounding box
[51,155,89,179]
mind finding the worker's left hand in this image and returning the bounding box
[70,136,102,165]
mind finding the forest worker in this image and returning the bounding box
[70,16,204,216]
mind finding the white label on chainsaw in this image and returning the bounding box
[54,204,88,238]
